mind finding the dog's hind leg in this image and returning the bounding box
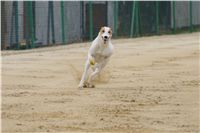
[101,58,109,69]
[78,60,90,88]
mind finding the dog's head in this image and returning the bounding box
[99,26,112,43]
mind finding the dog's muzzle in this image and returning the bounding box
[103,36,108,42]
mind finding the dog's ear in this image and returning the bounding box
[100,27,104,32]
[109,28,113,38]
[99,27,105,35]
[110,28,112,34]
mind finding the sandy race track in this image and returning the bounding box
[2,32,199,133]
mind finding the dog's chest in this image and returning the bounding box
[94,47,111,61]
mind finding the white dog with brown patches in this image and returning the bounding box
[78,26,114,88]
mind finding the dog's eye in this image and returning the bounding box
[102,30,105,33]
[108,31,111,34]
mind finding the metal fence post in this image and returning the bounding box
[14,1,19,49]
[47,2,50,44]
[135,1,139,36]
[138,2,141,35]
[173,1,176,34]
[130,1,136,38]
[89,1,93,41]
[114,1,119,37]
[156,1,159,34]
[29,1,35,48]
[10,2,14,48]
[50,2,55,44]
[1,1,7,49]
[33,2,36,41]
[60,1,66,43]
[189,1,193,32]
[24,2,29,49]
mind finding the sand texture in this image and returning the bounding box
[2,32,199,133]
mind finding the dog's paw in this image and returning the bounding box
[78,84,84,89]
[79,82,95,88]
[86,82,95,88]
[83,82,95,88]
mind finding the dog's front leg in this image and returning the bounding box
[78,60,90,88]
[87,67,101,88]
[87,58,110,87]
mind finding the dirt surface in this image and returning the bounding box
[2,32,199,133]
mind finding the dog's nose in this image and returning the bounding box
[104,36,108,39]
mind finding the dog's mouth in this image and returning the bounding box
[102,37,108,43]
[103,39,107,44]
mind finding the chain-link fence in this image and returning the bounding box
[1,1,200,50]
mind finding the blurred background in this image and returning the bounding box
[1,1,200,50]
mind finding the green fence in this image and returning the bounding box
[1,1,199,50]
